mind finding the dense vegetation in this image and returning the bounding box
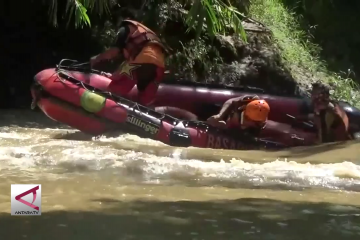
[250,0,360,105]
[1,0,360,108]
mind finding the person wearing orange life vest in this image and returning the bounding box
[207,95,270,136]
[90,18,167,106]
[308,81,352,143]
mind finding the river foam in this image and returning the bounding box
[1,125,360,191]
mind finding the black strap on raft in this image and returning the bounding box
[53,58,287,150]
[56,59,107,76]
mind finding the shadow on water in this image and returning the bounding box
[0,109,70,129]
[158,180,322,192]
[279,141,357,158]
[2,198,360,240]
[52,131,95,141]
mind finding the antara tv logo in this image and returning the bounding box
[11,184,42,216]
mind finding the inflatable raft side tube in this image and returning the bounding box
[155,106,198,120]
[50,61,360,131]
[33,73,192,143]
[34,95,116,135]
[33,67,289,150]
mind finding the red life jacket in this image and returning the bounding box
[122,20,167,60]
[313,102,352,143]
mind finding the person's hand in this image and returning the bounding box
[242,95,260,101]
[207,115,227,129]
[207,114,221,124]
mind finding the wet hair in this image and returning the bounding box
[312,81,330,94]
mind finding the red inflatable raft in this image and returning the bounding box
[127,78,360,128]
[31,59,335,150]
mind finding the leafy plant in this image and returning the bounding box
[167,39,223,78]
[43,0,111,28]
[250,0,360,106]
[180,0,247,41]
[41,0,247,40]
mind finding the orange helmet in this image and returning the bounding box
[244,100,270,122]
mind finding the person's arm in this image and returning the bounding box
[217,97,243,120]
[218,95,259,120]
[91,48,120,63]
[90,25,130,66]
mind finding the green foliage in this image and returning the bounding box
[166,38,223,79]
[249,0,360,107]
[40,0,360,107]
[180,0,247,41]
[41,0,247,41]
[41,0,242,78]
[280,0,360,83]
[42,0,111,28]
[91,21,117,48]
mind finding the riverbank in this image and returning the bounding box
[1,1,359,109]
[158,0,360,107]
[249,0,360,107]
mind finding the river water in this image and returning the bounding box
[1,110,360,240]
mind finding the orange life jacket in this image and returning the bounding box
[313,102,352,143]
[122,20,167,60]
